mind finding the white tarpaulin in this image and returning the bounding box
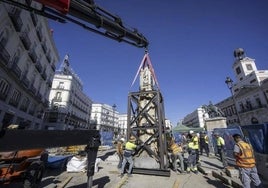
[66,156,87,172]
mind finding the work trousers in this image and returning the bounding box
[187,153,196,171]
[200,143,209,156]
[121,156,134,174]
[239,166,262,188]
[172,152,185,173]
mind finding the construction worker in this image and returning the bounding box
[189,130,199,163]
[214,132,227,168]
[186,139,198,174]
[199,131,209,157]
[169,138,185,174]
[116,138,125,169]
[233,134,262,188]
[120,135,140,177]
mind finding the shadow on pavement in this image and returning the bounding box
[204,176,229,188]
[202,160,223,169]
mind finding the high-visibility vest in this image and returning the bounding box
[192,136,199,149]
[216,136,225,146]
[235,141,256,168]
[170,143,182,154]
[204,135,209,144]
[125,141,137,151]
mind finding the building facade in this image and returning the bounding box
[0,2,59,130]
[44,55,93,130]
[91,103,119,133]
[217,49,268,126]
[182,48,268,128]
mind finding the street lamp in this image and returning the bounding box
[225,76,241,124]
[112,104,117,137]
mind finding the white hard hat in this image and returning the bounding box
[189,130,194,134]
[120,138,125,142]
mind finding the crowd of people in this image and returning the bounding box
[115,130,263,187]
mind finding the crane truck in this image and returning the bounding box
[0,0,148,187]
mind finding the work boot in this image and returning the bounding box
[193,170,198,174]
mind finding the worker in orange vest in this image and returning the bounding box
[233,134,262,188]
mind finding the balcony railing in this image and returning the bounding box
[11,63,22,79]
[0,92,8,101]
[8,9,23,32]
[28,50,37,63]
[22,76,30,89]
[0,43,10,66]
[51,64,56,71]
[41,71,47,80]
[35,61,43,73]
[31,13,38,26]
[29,84,37,95]
[36,28,42,41]
[9,98,19,107]
[20,32,31,50]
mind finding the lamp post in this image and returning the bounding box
[112,104,117,137]
[225,76,241,125]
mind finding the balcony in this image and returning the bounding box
[36,28,42,41]
[29,84,37,95]
[47,80,52,88]
[53,97,62,102]
[0,43,10,66]
[11,63,22,79]
[37,92,42,102]
[0,92,8,101]
[9,98,19,108]
[51,64,56,72]
[28,50,37,63]
[31,13,38,26]
[41,42,47,53]
[22,76,30,89]
[8,9,23,32]
[41,71,47,80]
[20,32,31,50]
[35,61,43,73]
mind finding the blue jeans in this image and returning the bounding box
[239,166,262,188]
[121,156,134,174]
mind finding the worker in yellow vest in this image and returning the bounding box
[186,139,198,174]
[199,131,209,157]
[233,134,262,188]
[169,138,185,174]
[189,130,199,163]
[214,132,227,168]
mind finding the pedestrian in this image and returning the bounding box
[169,138,185,174]
[120,135,139,177]
[116,138,125,169]
[233,134,263,188]
[186,139,198,174]
[199,131,209,157]
[214,132,228,168]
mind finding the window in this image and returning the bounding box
[55,92,61,99]
[9,89,21,107]
[236,67,241,74]
[255,97,262,108]
[0,78,10,100]
[246,64,253,70]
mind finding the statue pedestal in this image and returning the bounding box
[205,117,227,131]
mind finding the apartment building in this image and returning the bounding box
[44,55,93,130]
[0,2,59,129]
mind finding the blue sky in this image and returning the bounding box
[48,0,268,125]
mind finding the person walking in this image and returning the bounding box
[120,135,138,177]
[186,139,198,174]
[199,131,209,157]
[233,134,263,188]
[169,138,185,174]
[116,138,125,169]
[214,132,227,168]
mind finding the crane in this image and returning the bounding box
[0,0,149,187]
[0,0,149,48]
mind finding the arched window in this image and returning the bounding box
[251,117,259,124]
